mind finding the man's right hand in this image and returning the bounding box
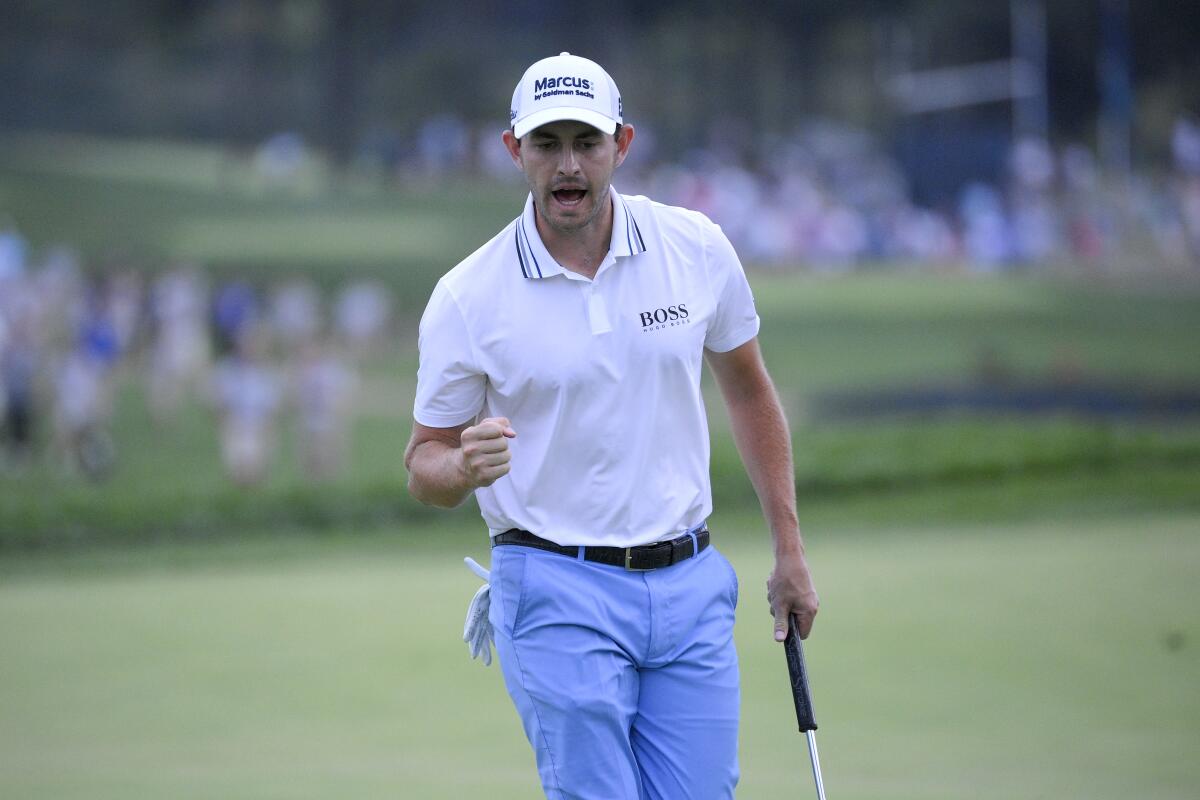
[459,417,517,488]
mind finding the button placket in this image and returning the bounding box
[582,282,612,335]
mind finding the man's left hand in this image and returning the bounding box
[767,550,819,641]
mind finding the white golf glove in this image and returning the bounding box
[462,556,494,667]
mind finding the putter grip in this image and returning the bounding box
[783,614,818,732]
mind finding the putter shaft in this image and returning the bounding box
[806,730,827,800]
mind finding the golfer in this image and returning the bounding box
[406,52,819,799]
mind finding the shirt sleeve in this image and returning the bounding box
[702,220,761,353]
[413,280,486,427]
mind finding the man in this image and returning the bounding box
[405,52,818,799]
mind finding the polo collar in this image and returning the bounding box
[515,188,647,280]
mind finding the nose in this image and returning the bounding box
[557,147,581,176]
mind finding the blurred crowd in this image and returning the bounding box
[626,131,1194,270]
[5,116,1200,482]
[0,240,390,484]
[360,112,1200,270]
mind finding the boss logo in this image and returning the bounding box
[640,303,690,331]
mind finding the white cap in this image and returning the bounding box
[510,52,622,139]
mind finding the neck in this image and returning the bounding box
[534,189,614,280]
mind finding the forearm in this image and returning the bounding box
[724,380,804,557]
[405,440,474,508]
[708,340,818,638]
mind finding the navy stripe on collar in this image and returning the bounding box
[623,202,647,256]
[518,219,544,278]
[623,205,635,254]
[515,192,647,280]
[630,210,647,253]
[513,225,530,279]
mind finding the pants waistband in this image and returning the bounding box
[491,527,710,571]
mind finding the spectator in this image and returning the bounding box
[212,280,259,355]
[0,218,28,282]
[292,340,358,481]
[334,280,391,355]
[147,268,211,424]
[1,313,39,469]
[52,344,115,480]
[269,278,321,352]
[210,325,281,486]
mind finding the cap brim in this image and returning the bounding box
[513,107,618,139]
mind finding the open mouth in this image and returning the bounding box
[552,188,587,207]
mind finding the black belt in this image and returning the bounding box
[492,527,710,571]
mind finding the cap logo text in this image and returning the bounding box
[533,75,595,102]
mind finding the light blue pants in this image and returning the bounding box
[488,540,741,800]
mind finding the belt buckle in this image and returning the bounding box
[624,547,652,572]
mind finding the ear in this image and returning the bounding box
[501,129,523,169]
[614,124,635,169]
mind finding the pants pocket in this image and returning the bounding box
[713,546,739,609]
[490,546,530,636]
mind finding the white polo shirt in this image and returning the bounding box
[414,189,760,547]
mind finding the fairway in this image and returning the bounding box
[2,512,1197,799]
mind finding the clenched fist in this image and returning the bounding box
[459,417,517,488]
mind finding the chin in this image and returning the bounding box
[547,215,587,234]
[543,199,592,230]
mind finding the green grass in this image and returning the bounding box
[2,132,1198,799]
[2,509,1197,799]
[5,387,1199,545]
[750,271,1200,390]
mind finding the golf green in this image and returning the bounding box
[2,512,1196,799]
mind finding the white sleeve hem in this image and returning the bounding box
[704,316,760,353]
[413,409,479,429]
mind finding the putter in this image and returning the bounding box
[783,614,827,800]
